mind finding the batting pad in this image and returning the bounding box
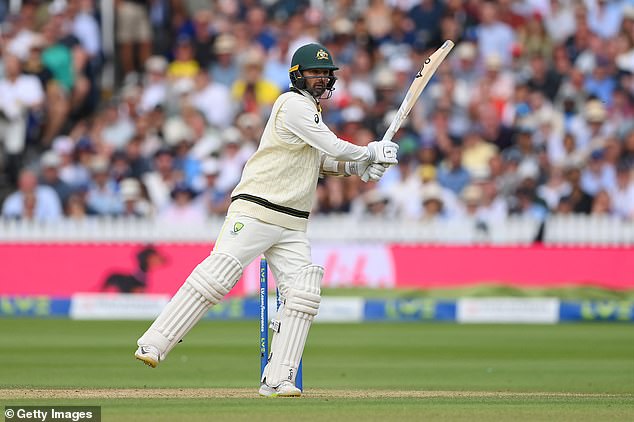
[137,252,243,359]
[262,265,323,386]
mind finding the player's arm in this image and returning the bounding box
[319,153,388,182]
[283,98,397,164]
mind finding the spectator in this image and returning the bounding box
[86,156,123,215]
[39,150,73,207]
[191,70,234,129]
[195,159,228,216]
[476,0,516,66]
[580,149,617,195]
[560,165,594,214]
[119,177,151,218]
[139,55,169,113]
[210,33,240,87]
[167,35,200,81]
[0,53,44,185]
[158,183,205,223]
[421,182,447,221]
[231,48,280,117]
[143,147,180,212]
[609,163,634,220]
[117,0,152,79]
[590,189,613,216]
[2,169,62,221]
[437,145,471,195]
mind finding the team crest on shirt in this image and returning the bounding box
[316,49,329,60]
[231,222,244,234]
[314,114,319,124]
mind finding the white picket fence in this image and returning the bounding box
[1,215,632,244]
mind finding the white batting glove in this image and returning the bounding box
[345,161,389,182]
[362,163,388,182]
[366,141,399,165]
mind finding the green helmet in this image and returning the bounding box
[289,43,338,97]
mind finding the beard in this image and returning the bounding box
[308,83,326,98]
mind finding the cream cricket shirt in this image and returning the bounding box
[229,89,370,231]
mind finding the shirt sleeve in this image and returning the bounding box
[282,96,370,162]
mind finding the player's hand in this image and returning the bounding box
[366,141,399,165]
[361,163,388,182]
[345,161,388,182]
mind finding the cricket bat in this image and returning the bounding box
[362,40,455,181]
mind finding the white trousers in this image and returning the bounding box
[214,213,312,297]
[0,114,27,154]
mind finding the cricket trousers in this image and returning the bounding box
[214,213,314,298]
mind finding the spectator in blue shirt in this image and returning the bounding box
[437,145,471,195]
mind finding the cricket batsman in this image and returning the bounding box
[135,43,399,397]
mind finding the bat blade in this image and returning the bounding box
[382,40,455,143]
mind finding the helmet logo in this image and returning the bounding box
[316,49,329,60]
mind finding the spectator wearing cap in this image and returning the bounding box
[116,0,152,78]
[0,53,44,164]
[86,156,123,215]
[353,189,392,218]
[191,70,234,129]
[437,145,471,195]
[1,168,62,221]
[580,149,617,195]
[215,127,249,193]
[568,100,616,154]
[39,150,73,207]
[139,55,169,113]
[196,158,228,216]
[119,177,150,218]
[158,182,205,223]
[210,33,240,87]
[452,42,480,86]
[420,182,447,221]
[167,35,200,81]
[609,163,634,220]
[231,48,280,116]
[459,184,484,219]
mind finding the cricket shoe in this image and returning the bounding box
[259,381,302,397]
[135,345,160,368]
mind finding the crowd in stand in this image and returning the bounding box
[1,0,634,225]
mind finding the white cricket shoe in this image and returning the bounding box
[259,381,302,397]
[135,345,160,368]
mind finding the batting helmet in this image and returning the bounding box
[289,43,338,97]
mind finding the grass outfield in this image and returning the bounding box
[0,320,632,421]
